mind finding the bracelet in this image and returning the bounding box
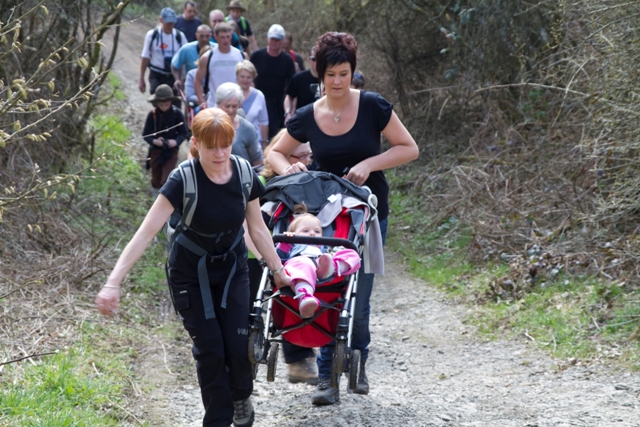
[269,266,284,276]
[284,165,293,174]
[103,285,120,289]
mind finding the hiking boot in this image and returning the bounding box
[311,377,339,405]
[288,357,319,385]
[295,288,319,319]
[354,360,369,395]
[232,397,254,427]
[316,253,335,279]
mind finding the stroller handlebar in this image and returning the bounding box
[271,234,358,252]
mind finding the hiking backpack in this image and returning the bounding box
[165,155,254,244]
[164,155,254,320]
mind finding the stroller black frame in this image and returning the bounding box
[248,234,362,390]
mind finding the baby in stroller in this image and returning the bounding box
[277,204,361,319]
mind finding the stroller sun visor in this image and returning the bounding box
[262,171,376,216]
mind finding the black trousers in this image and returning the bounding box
[265,97,284,139]
[170,261,252,427]
[247,257,314,364]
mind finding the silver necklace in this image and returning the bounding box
[330,96,350,122]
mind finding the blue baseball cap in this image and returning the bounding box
[160,7,177,23]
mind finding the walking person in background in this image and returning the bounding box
[249,24,295,140]
[215,82,263,167]
[209,9,246,56]
[97,108,290,427]
[351,70,365,89]
[284,47,319,124]
[194,21,243,110]
[184,45,212,115]
[141,84,187,198]
[282,31,305,72]
[174,1,202,42]
[267,31,419,405]
[225,0,258,52]
[235,60,269,148]
[171,24,214,92]
[139,7,187,105]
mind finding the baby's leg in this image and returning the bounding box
[284,257,319,318]
[284,257,317,291]
[333,248,361,276]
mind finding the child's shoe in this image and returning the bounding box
[316,253,335,279]
[295,288,320,319]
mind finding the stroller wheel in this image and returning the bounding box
[248,329,266,364]
[330,341,347,388]
[348,349,360,391]
[266,342,279,382]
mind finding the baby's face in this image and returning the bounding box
[294,217,322,237]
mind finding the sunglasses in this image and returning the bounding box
[308,56,315,61]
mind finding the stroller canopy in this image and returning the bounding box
[262,171,376,215]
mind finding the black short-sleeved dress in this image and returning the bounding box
[160,157,265,284]
[286,91,393,220]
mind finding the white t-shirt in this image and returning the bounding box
[141,27,187,74]
[205,46,244,106]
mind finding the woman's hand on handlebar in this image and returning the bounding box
[343,162,371,186]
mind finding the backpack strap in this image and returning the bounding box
[203,49,213,97]
[231,154,253,210]
[178,159,198,228]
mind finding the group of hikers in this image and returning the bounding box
[95,2,419,426]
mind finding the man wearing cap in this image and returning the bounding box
[194,22,244,109]
[224,0,258,52]
[175,1,202,43]
[139,7,187,105]
[249,24,295,139]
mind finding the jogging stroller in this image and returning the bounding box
[247,171,381,390]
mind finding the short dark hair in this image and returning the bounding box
[214,22,232,35]
[314,32,357,84]
[183,1,197,8]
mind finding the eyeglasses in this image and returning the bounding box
[212,19,223,23]
[290,151,313,161]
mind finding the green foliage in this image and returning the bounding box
[0,347,128,426]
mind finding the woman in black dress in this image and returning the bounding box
[267,31,419,405]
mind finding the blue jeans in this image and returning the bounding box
[317,218,388,378]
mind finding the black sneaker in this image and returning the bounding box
[311,377,339,405]
[233,397,255,427]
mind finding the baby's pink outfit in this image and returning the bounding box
[277,243,361,318]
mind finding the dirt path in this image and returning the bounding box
[105,17,640,427]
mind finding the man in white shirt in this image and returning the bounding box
[139,7,187,105]
[194,22,243,109]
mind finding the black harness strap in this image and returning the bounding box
[175,226,244,319]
